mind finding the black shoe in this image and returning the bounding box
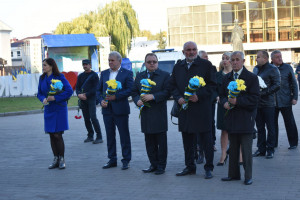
[217,155,228,166]
[48,156,59,169]
[121,162,129,170]
[154,169,165,175]
[266,152,274,159]
[84,137,94,143]
[288,145,297,150]
[244,179,253,185]
[252,150,265,157]
[103,162,117,169]
[221,177,241,181]
[176,168,196,176]
[93,138,103,144]
[142,165,157,173]
[58,156,65,169]
[239,162,243,166]
[205,170,213,179]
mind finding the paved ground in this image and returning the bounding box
[0,101,299,200]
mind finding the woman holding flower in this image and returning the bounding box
[37,58,73,169]
[132,53,170,175]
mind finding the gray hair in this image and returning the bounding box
[109,51,122,62]
[223,52,232,58]
[183,41,197,50]
[231,51,244,60]
[198,50,207,58]
[271,50,281,59]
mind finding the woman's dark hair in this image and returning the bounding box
[41,58,60,79]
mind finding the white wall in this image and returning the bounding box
[97,37,110,71]
[0,31,12,65]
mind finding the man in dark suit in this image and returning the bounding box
[132,53,170,175]
[253,50,280,159]
[98,51,133,170]
[220,51,260,185]
[169,41,216,179]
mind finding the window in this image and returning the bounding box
[17,51,21,56]
[11,52,13,57]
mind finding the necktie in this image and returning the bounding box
[234,73,238,80]
[187,62,192,69]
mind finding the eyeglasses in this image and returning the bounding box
[146,61,158,64]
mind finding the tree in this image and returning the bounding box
[156,31,167,49]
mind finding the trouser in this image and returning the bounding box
[145,132,167,170]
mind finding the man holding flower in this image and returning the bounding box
[132,53,170,175]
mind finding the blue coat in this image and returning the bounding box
[37,73,73,133]
[98,68,133,115]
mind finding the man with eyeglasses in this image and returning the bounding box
[132,53,170,175]
[169,41,217,179]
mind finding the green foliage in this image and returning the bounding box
[139,30,167,49]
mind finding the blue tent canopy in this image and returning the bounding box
[121,58,132,71]
[42,34,99,47]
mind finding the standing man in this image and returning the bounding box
[169,41,216,179]
[220,51,260,185]
[76,59,103,144]
[271,50,298,149]
[98,51,133,170]
[296,62,300,91]
[253,50,280,159]
[132,53,170,175]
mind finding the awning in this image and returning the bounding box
[42,34,100,48]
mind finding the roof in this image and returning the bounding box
[11,42,24,47]
[0,20,12,31]
[22,33,52,40]
[42,34,100,48]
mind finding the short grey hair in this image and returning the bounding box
[271,50,281,59]
[183,41,197,50]
[109,51,122,62]
[231,51,244,60]
[223,52,231,58]
[198,50,207,58]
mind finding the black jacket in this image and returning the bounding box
[131,68,170,134]
[169,56,217,133]
[275,63,298,107]
[76,71,99,100]
[253,62,280,107]
[220,67,260,134]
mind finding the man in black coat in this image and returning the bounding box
[220,51,260,185]
[253,51,280,159]
[132,53,170,175]
[169,41,216,179]
[271,50,298,149]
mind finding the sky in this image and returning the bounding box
[0,0,220,40]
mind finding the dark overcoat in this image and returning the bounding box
[169,56,217,133]
[219,67,260,134]
[131,69,170,134]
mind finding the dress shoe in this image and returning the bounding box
[205,170,213,179]
[58,156,66,169]
[266,152,274,159]
[93,138,103,144]
[102,162,117,169]
[239,162,243,166]
[121,162,129,170]
[176,168,196,176]
[154,169,165,175]
[244,179,253,185]
[217,155,228,166]
[221,177,241,181]
[48,156,59,169]
[84,137,94,143]
[288,145,297,150]
[142,165,157,173]
[252,150,265,157]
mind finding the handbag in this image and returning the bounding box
[170,100,180,125]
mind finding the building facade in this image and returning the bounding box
[167,0,300,68]
[0,20,12,66]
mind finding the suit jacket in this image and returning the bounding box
[37,73,73,132]
[220,67,260,134]
[131,68,170,134]
[98,67,133,115]
[169,56,217,133]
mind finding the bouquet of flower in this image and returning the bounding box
[257,76,267,91]
[42,79,63,109]
[226,79,246,113]
[138,79,156,116]
[182,76,206,110]
[104,79,122,103]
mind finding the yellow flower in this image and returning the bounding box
[147,79,156,86]
[106,79,118,89]
[193,76,206,87]
[51,79,61,84]
[236,79,247,91]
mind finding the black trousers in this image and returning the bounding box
[81,99,102,139]
[275,106,298,147]
[182,132,214,171]
[228,133,253,180]
[256,107,276,153]
[144,132,167,170]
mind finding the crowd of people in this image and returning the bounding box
[37,41,299,186]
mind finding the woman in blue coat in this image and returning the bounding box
[37,58,73,169]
